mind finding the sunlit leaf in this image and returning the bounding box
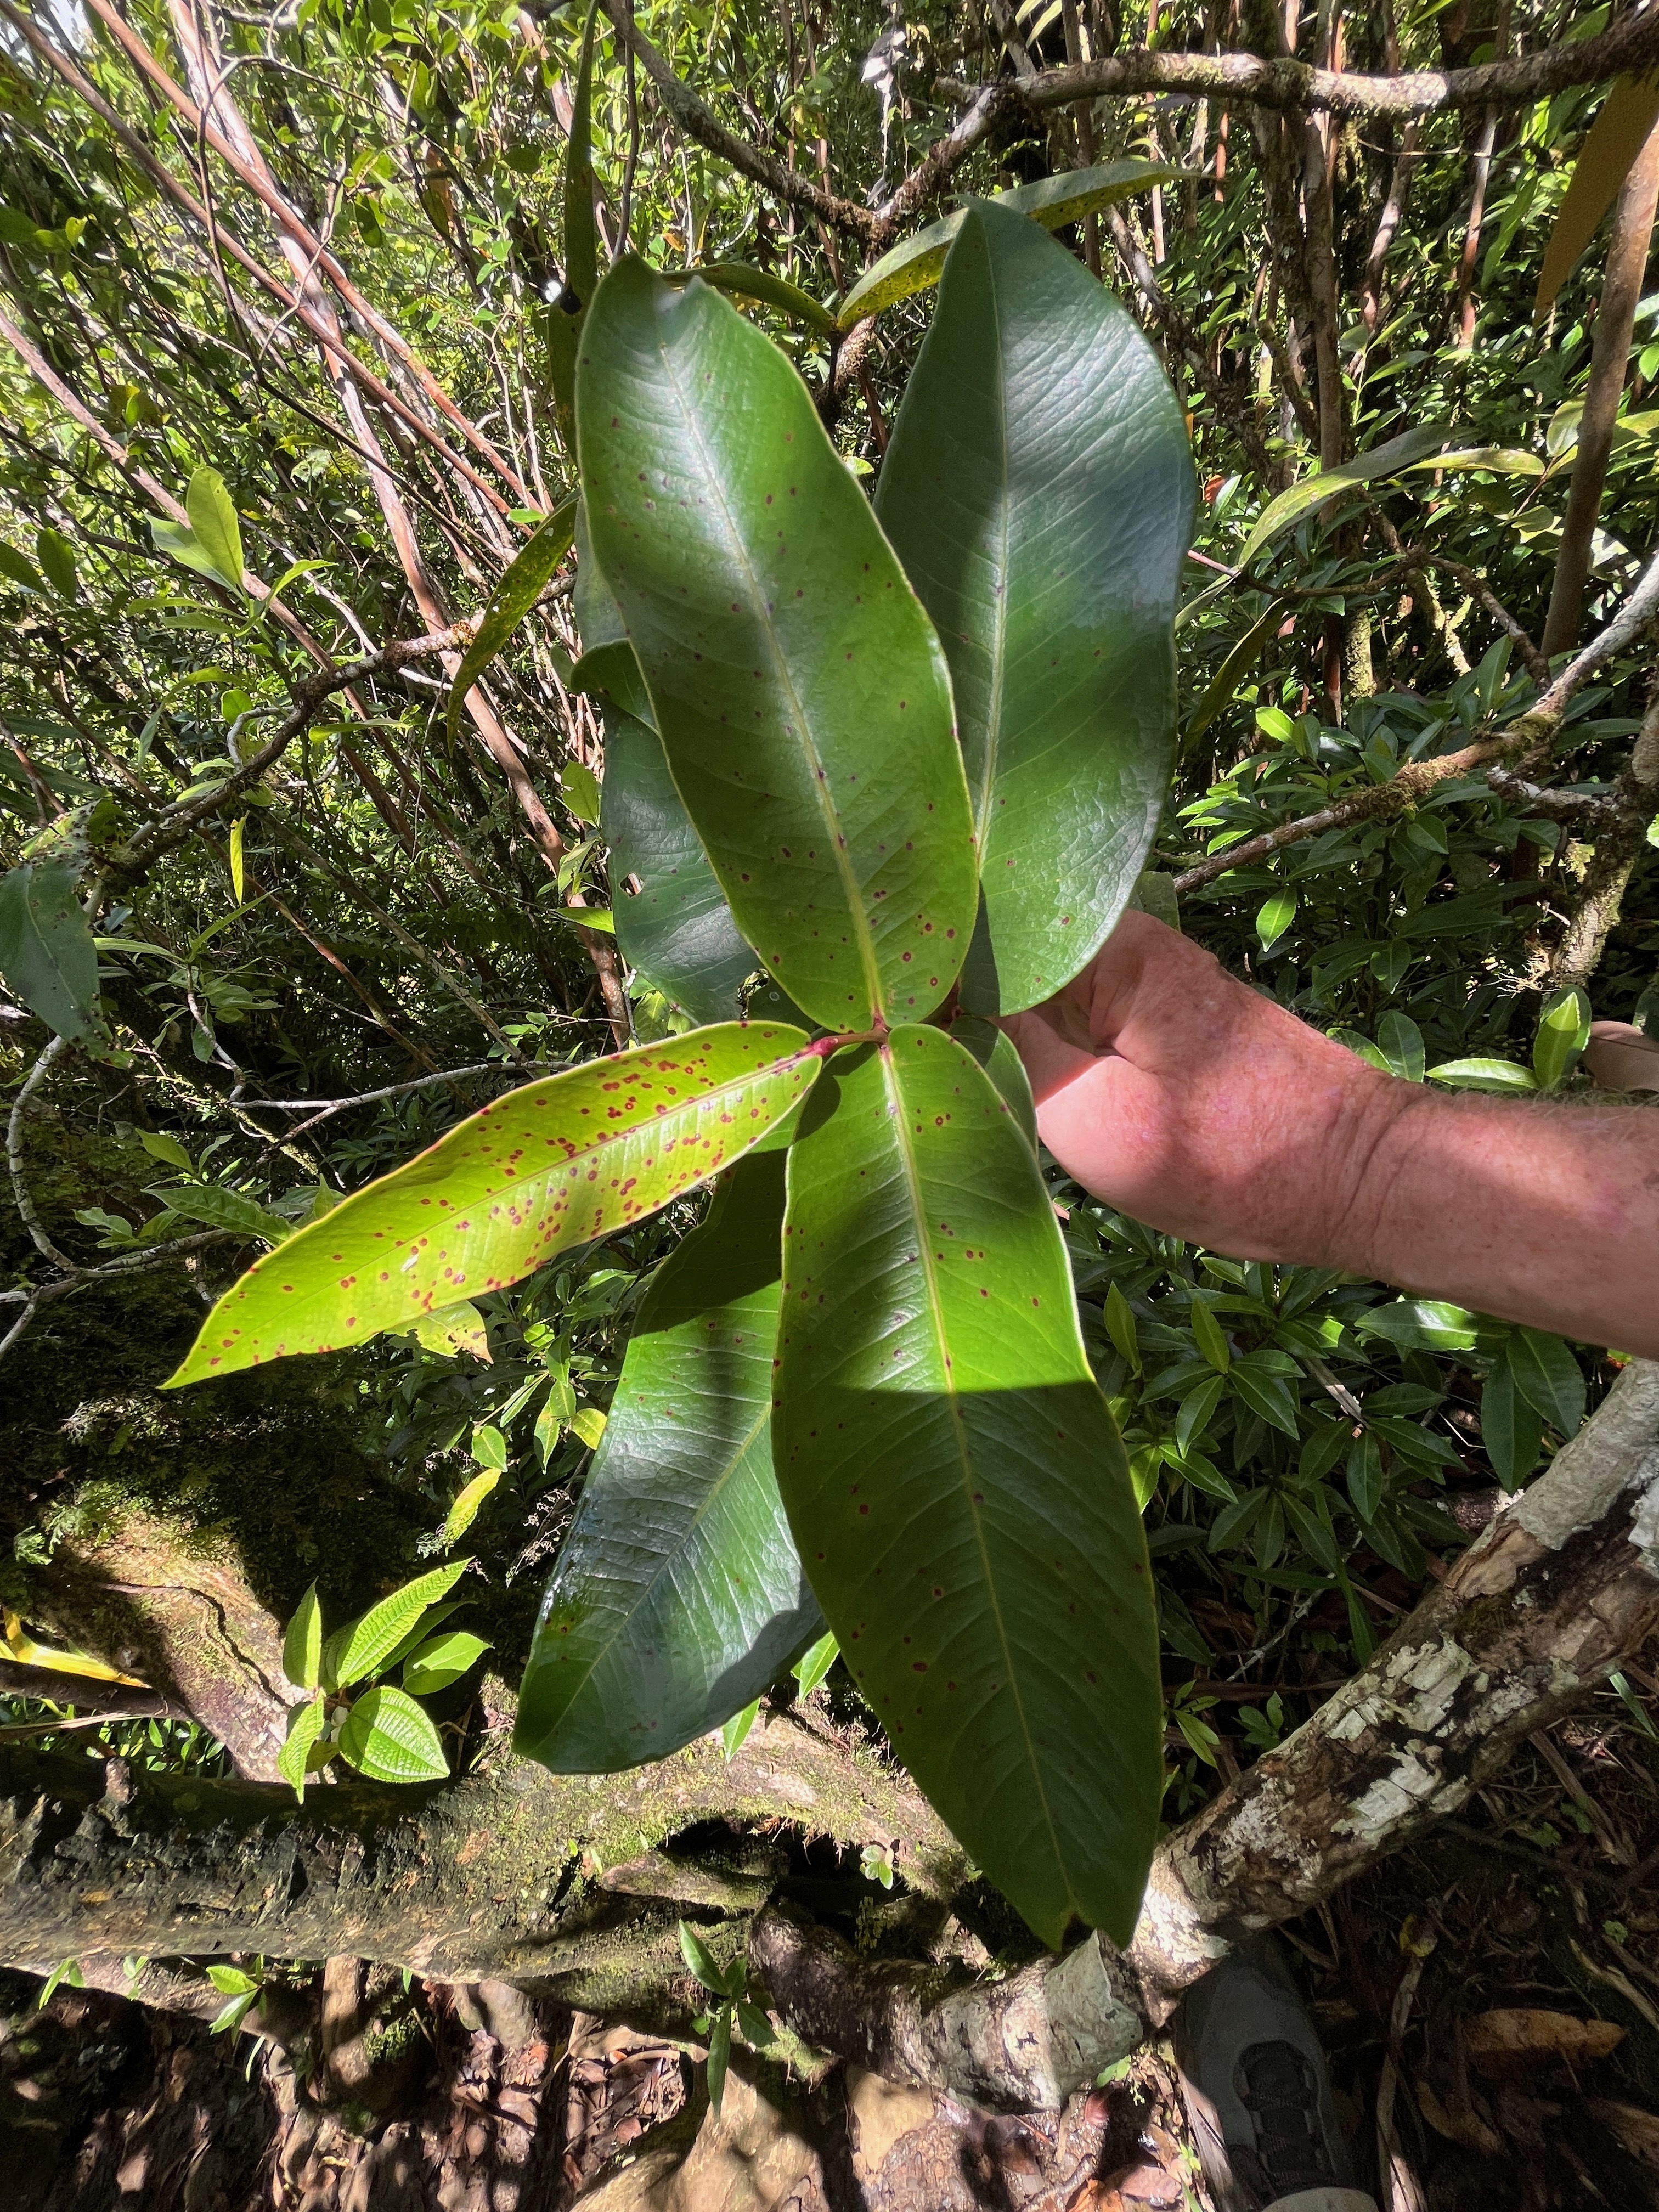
[1237,425,1453,570]
[278,1692,326,1799]
[327,1561,470,1689]
[338,1684,450,1782]
[837,160,1184,326]
[167,1025,821,1383]
[447,498,577,741]
[1536,72,1659,315]
[776,1027,1160,1946]
[283,1582,323,1692]
[185,466,245,590]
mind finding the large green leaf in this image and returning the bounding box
[877,203,1193,1014]
[837,160,1183,328]
[775,1026,1160,1946]
[516,1150,821,1771]
[578,259,978,1033]
[447,498,577,741]
[0,860,101,1042]
[602,709,755,1024]
[1505,1327,1586,1438]
[166,1024,821,1383]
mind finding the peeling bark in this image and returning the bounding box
[1128,1359,1659,2016]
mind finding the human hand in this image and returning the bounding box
[998,910,1401,1268]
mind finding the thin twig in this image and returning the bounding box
[596,0,879,243]
[7,1037,72,1268]
[110,629,464,879]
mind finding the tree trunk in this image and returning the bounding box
[29,1507,296,1781]
[0,1709,961,1997]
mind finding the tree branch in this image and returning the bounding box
[1020,11,1659,124]
[596,1,881,245]
[907,13,1659,215]
[1175,540,1659,895]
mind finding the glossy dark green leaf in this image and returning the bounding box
[775,1026,1160,1946]
[1346,1430,1383,1521]
[1505,1327,1586,1438]
[516,1152,821,1771]
[167,1024,820,1384]
[602,709,754,1025]
[877,203,1193,1013]
[1229,1354,1300,1437]
[1481,1362,1542,1491]
[447,498,577,741]
[0,860,101,1042]
[578,259,978,1032]
[836,160,1184,327]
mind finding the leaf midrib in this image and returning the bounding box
[878,1040,1073,1917]
[975,258,1011,856]
[656,297,886,1023]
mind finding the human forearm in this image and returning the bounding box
[1334,1085,1659,1359]
[1007,912,1659,1361]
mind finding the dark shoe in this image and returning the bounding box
[1172,1938,1371,2212]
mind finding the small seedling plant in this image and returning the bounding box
[277,1564,489,1796]
[677,1919,777,2118]
[172,198,1195,1948]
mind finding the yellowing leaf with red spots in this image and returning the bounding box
[775,1025,1160,1948]
[166,1024,821,1386]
